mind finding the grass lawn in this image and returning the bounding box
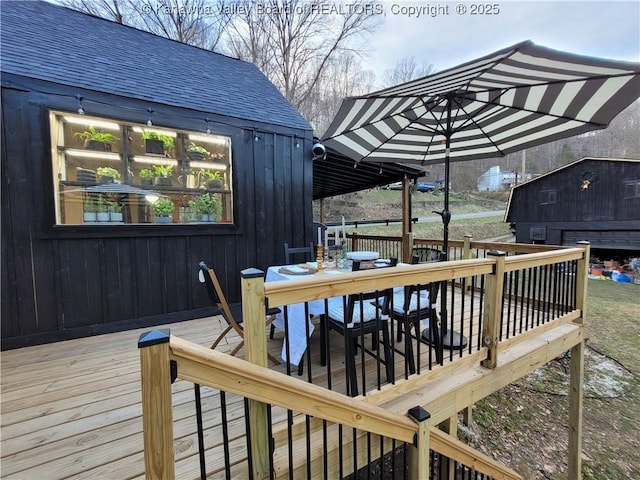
[470,279,640,479]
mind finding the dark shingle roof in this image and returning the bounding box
[0,0,311,131]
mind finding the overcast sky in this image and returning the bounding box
[364,0,640,75]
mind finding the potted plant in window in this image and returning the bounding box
[96,196,110,222]
[109,201,123,222]
[152,164,174,186]
[74,126,119,151]
[142,131,175,155]
[187,142,210,162]
[96,166,121,184]
[139,168,154,186]
[152,197,175,223]
[83,198,97,223]
[202,170,223,189]
[189,193,221,222]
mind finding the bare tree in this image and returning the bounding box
[57,0,131,23]
[381,56,434,88]
[59,0,232,50]
[223,1,381,114]
[307,52,376,135]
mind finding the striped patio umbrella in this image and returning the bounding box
[323,40,639,351]
[323,40,640,255]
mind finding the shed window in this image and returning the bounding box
[623,180,640,199]
[50,112,233,226]
[538,189,557,205]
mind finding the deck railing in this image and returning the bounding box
[139,240,589,479]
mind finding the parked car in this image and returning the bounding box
[414,181,437,193]
[385,181,403,190]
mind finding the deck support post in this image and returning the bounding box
[241,268,271,479]
[408,406,431,480]
[439,416,458,480]
[461,235,475,425]
[481,251,506,369]
[138,330,175,480]
[568,241,588,480]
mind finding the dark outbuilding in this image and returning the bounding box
[1,1,315,349]
[505,157,640,251]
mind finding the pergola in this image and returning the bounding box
[314,146,425,254]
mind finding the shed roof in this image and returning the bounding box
[505,156,640,220]
[0,0,311,131]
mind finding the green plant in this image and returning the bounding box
[152,197,175,216]
[109,202,122,213]
[95,196,109,213]
[187,142,210,158]
[139,168,154,179]
[96,166,121,179]
[142,131,175,150]
[189,193,221,216]
[201,169,222,180]
[152,164,174,178]
[83,198,96,213]
[74,126,119,145]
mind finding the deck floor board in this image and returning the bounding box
[1,285,538,479]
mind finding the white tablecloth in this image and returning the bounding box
[266,266,344,365]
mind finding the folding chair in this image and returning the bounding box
[198,261,281,365]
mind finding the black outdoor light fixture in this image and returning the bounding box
[312,142,326,160]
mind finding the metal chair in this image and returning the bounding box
[320,261,394,396]
[411,246,443,262]
[387,251,445,373]
[283,242,315,264]
[198,261,281,365]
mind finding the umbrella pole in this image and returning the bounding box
[422,110,468,352]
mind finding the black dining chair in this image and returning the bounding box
[386,251,445,373]
[411,246,443,262]
[270,241,315,342]
[320,261,394,396]
[283,242,315,264]
[198,261,281,366]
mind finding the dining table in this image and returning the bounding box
[265,252,395,366]
[265,264,345,366]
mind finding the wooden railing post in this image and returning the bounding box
[461,235,475,424]
[481,251,506,369]
[403,231,414,263]
[463,234,474,290]
[241,268,270,479]
[574,241,590,325]
[568,241,588,479]
[352,231,359,252]
[408,406,431,480]
[439,416,458,480]
[138,330,175,480]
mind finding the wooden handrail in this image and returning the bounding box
[167,335,527,480]
[430,428,524,480]
[265,258,494,307]
[168,336,417,444]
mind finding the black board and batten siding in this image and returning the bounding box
[1,83,313,349]
[506,158,640,250]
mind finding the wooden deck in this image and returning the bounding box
[0,285,503,479]
[1,317,221,479]
[1,314,459,478]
